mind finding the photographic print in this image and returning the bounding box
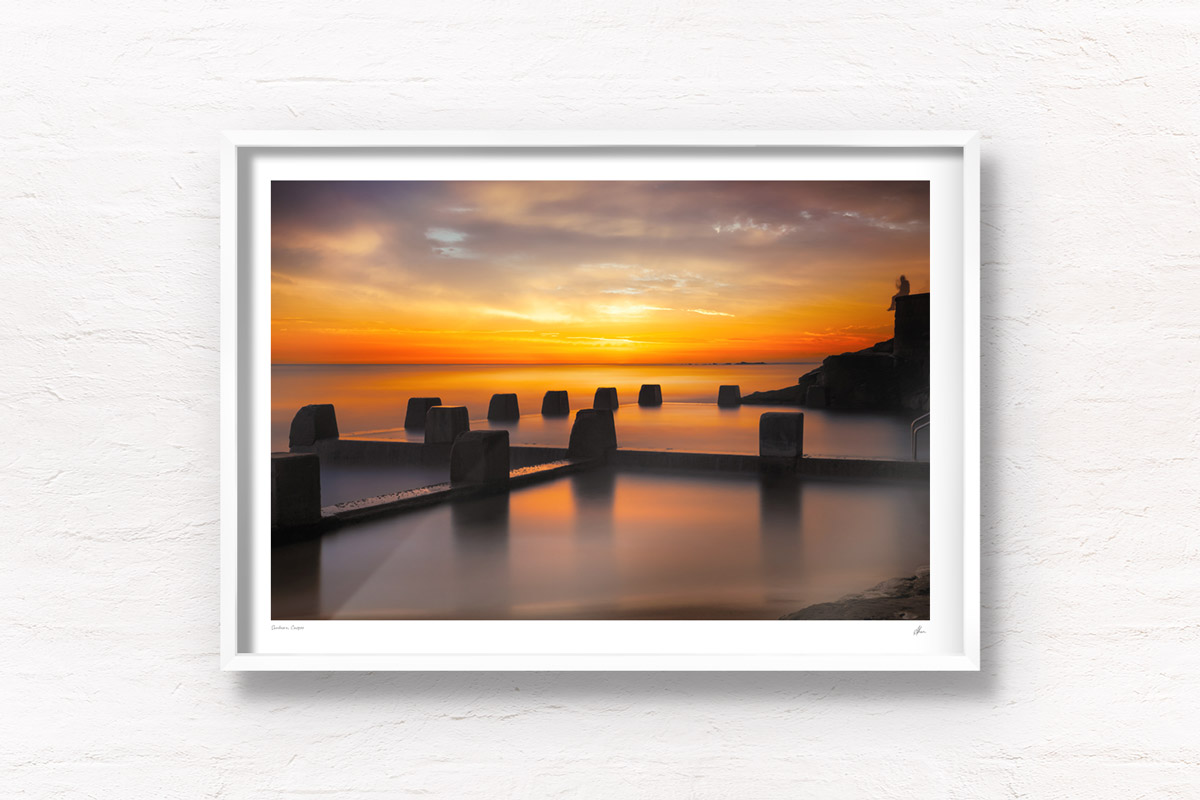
[269,178,932,623]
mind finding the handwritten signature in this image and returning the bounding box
[913,625,926,636]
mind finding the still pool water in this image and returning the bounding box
[273,468,929,621]
[348,402,917,460]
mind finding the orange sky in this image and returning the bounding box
[271,181,928,364]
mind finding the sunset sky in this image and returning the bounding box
[271,181,928,364]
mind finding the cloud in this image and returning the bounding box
[712,219,797,237]
[432,245,480,259]
[426,227,468,243]
[481,306,573,324]
[594,304,674,317]
[271,180,930,363]
[564,336,654,346]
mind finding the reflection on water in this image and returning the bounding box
[272,538,321,619]
[319,463,448,506]
[452,494,511,614]
[272,468,929,621]
[277,363,810,443]
[274,364,924,458]
[760,473,804,595]
[346,403,916,460]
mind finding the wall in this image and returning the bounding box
[4,2,1198,797]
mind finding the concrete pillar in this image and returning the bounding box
[425,405,470,444]
[805,386,826,408]
[717,385,741,407]
[893,292,930,362]
[288,404,339,448]
[487,393,520,421]
[541,390,570,416]
[593,387,619,410]
[759,412,804,464]
[271,452,321,539]
[638,384,662,406]
[568,409,617,460]
[404,397,442,429]
[450,430,510,485]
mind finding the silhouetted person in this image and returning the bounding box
[888,274,910,310]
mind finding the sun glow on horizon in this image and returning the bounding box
[271,181,929,365]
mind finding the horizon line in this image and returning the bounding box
[270,360,821,367]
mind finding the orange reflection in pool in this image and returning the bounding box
[272,469,929,621]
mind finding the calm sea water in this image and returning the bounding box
[272,363,920,460]
[273,468,930,621]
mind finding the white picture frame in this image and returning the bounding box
[221,131,980,671]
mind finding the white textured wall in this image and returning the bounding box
[4,2,1198,796]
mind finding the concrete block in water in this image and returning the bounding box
[759,412,804,460]
[404,397,442,429]
[541,390,570,416]
[568,409,617,460]
[805,386,826,408]
[450,430,510,485]
[288,404,339,448]
[425,405,470,444]
[717,384,741,407]
[487,393,520,421]
[638,384,662,406]
[271,452,321,539]
[593,387,619,410]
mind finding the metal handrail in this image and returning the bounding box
[910,412,930,461]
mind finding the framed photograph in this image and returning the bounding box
[221,131,979,670]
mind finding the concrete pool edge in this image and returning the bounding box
[277,437,927,543]
[295,437,928,480]
[319,457,597,530]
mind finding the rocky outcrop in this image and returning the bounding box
[742,338,895,407]
[740,383,806,405]
[742,292,929,413]
[781,567,929,620]
[822,351,898,410]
